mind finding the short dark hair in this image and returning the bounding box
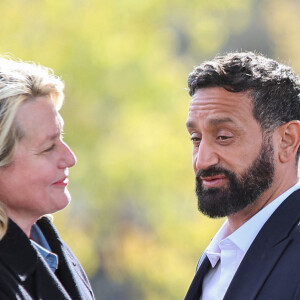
[188,51,300,158]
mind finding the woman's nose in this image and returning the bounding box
[58,141,77,168]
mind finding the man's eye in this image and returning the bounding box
[191,137,201,145]
[217,136,230,141]
[44,144,56,152]
[216,135,234,144]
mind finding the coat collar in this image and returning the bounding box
[224,189,300,299]
[0,218,37,282]
[0,217,74,299]
[37,216,95,299]
[184,256,210,300]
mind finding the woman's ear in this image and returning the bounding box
[278,121,300,163]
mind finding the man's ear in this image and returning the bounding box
[278,121,300,163]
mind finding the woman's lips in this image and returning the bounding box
[200,175,227,188]
[53,177,69,186]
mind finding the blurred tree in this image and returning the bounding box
[1,0,298,299]
[263,0,300,72]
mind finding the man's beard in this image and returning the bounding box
[195,136,275,218]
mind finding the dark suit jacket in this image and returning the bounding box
[185,189,300,300]
[0,217,95,300]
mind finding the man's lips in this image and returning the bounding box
[200,174,227,188]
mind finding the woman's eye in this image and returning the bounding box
[44,144,56,152]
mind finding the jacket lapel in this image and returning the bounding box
[224,236,291,299]
[34,257,72,300]
[184,255,211,300]
[37,217,94,300]
[224,190,300,300]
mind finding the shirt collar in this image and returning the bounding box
[205,183,300,267]
[30,239,58,272]
[30,223,58,272]
[205,221,230,267]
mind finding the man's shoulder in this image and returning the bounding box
[269,188,300,223]
[260,188,300,240]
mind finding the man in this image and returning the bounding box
[184,51,300,300]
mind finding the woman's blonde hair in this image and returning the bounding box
[0,203,8,240]
[0,56,65,239]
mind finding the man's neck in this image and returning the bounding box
[227,180,298,232]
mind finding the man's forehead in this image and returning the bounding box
[190,87,252,105]
[187,88,255,126]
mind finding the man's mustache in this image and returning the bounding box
[196,167,232,181]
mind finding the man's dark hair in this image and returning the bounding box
[188,51,300,159]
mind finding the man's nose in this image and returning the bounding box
[194,140,219,173]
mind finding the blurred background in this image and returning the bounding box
[1,0,300,298]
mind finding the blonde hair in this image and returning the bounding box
[0,56,65,239]
[0,203,8,240]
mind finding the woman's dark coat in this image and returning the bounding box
[0,217,95,300]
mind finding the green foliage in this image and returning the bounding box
[2,0,297,298]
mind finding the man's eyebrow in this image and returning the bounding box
[186,120,196,129]
[186,117,236,129]
[208,117,236,126]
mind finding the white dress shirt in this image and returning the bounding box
[200,183,300,300]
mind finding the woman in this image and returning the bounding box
[0,57,95,299]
